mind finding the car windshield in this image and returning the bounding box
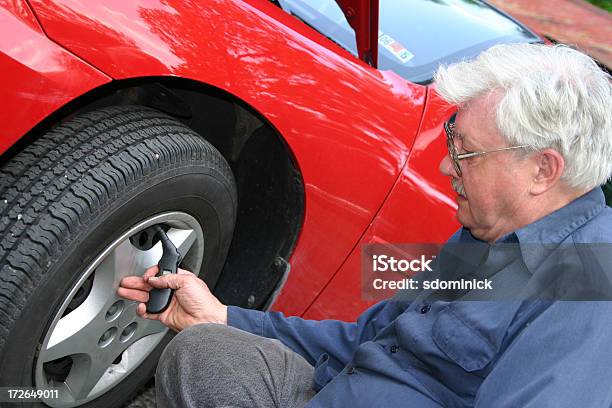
[278,0,541,83]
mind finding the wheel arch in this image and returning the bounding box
[1,76,305,310]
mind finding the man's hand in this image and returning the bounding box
[117,267,227,332]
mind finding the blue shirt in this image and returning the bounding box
[228,188,612,407]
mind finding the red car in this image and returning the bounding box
[3,1,602,407]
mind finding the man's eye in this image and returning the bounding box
[458,145,472,155]
[459,141,475,154]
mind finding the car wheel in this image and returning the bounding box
[0,105,237,407]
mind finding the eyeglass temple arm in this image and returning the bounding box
[457,145,531,160]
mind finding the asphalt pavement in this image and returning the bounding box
[123,379,156,408]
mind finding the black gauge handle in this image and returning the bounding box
[146,226,181,314]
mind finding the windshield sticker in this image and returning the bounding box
[378,32,414,64]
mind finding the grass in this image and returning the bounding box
[585,0,612,12]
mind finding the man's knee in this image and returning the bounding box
[169,323,235,351]
[156,324,240,406]
[157,323,232,377]
[155,324,315,407]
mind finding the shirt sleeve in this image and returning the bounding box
[475,302,612,407]
[227,299,408,367]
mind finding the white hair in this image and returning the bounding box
[434,43,612,190]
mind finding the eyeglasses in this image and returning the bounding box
[444,112,531,177]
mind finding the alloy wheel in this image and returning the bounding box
[34,212,204,407]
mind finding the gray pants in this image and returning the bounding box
[155,324,316,408]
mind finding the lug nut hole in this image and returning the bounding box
[120,323,137,343]
[98,327,117,348]
[105,300,124,322]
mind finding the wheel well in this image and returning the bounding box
[3,77,305,309]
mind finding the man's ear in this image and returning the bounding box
[531,149,565,195]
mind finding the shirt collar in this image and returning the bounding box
[460,188,606,274]
[514,188,605,244]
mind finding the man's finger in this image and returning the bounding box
[177,268,195,276]
[136,302,161,320]
[117,287,149,303]
[143,266,159,279]
[146,273,187,290]
[120,276,152,291]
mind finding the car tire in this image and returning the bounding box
[0,105,237,407]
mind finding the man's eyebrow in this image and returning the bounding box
[455,127,481,151]
[454,112,478,149]
[455,130,472,148]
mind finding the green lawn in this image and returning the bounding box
[586,0,612,12]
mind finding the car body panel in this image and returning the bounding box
[0,1,110,156]
[23,0,427,315]
[303,89,459,320]
[3,0,44,33]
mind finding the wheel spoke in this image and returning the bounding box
[95,239,162,295]
[166,228,197,257]
[43,305,104,363]
[64,354,111,400]
[107,239,146,279]
[135,318,167,339]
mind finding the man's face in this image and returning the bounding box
[439,94,534,242]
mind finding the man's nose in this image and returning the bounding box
[439,154,457,177]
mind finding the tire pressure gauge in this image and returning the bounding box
[146,225,182,314]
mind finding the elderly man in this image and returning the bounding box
[118,43,612,407]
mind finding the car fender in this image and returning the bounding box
[21,0,428,314]
[0,1,110,156]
